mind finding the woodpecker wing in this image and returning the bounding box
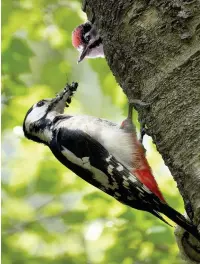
[49,128,199,240]
[53,128,167,213]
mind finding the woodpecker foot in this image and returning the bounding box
[130,99,150,143]
[120,102,135,132]
[121,100,150,140]
[140,125,147,143]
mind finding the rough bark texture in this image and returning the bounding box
[84,0,200,262]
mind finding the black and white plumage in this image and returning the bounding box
[23,82,200,241]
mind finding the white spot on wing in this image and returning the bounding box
[82,157,89,163]
[108,165,114,175]
[136,186,144,193]
[142,185,152,194]
[123,180,129,188]
[116,164,124,172]
[106,155,112,162]
[82,156,90,169]
[62,146,84,167]
[139,193,145,198]
[128,175,137,183]
[61,146,118,191]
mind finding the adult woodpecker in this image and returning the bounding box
[72,21,104,63]
[23,82,200,241]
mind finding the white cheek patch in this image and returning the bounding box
[26,104,47,124]
[25,104,48,131]
[61,146,118,191]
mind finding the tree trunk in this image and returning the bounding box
[83,0,200,262]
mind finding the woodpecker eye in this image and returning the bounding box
[37,100,46,107]
[84,34,90,43]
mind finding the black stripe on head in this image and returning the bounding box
[23,116,52,145]
[88,37,102,48]
[23,105,34,136]
[23,104,52,145]
[81,22,92,44]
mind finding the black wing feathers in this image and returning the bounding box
[51,127,200,240]
[57,128,110,169]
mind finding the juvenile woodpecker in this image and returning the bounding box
[72,21,104,63]
[23,82,200,241]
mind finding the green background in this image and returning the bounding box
[2,1,184,263]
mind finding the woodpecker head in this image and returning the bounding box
[23,82,78,144]
[72,21,104,63]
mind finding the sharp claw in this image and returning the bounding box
[140,127,146,143]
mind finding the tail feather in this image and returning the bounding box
[151,210,172,227]
[160,203,200,241]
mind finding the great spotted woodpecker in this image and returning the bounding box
[23,82,200,241]
[72,21,104,62]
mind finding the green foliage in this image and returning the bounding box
[2,0,184,263]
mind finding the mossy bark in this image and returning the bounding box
[84,0,200,262]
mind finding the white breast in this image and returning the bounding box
[57,115,135,168]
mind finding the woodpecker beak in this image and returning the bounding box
[78,44,90,63]
[50,82,78,113]
[78,37,103,63]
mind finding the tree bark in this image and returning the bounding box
[83,0,200,262]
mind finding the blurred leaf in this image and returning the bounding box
[146,226,174,244]
[62,211,86,225]
[2,38,34,75]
